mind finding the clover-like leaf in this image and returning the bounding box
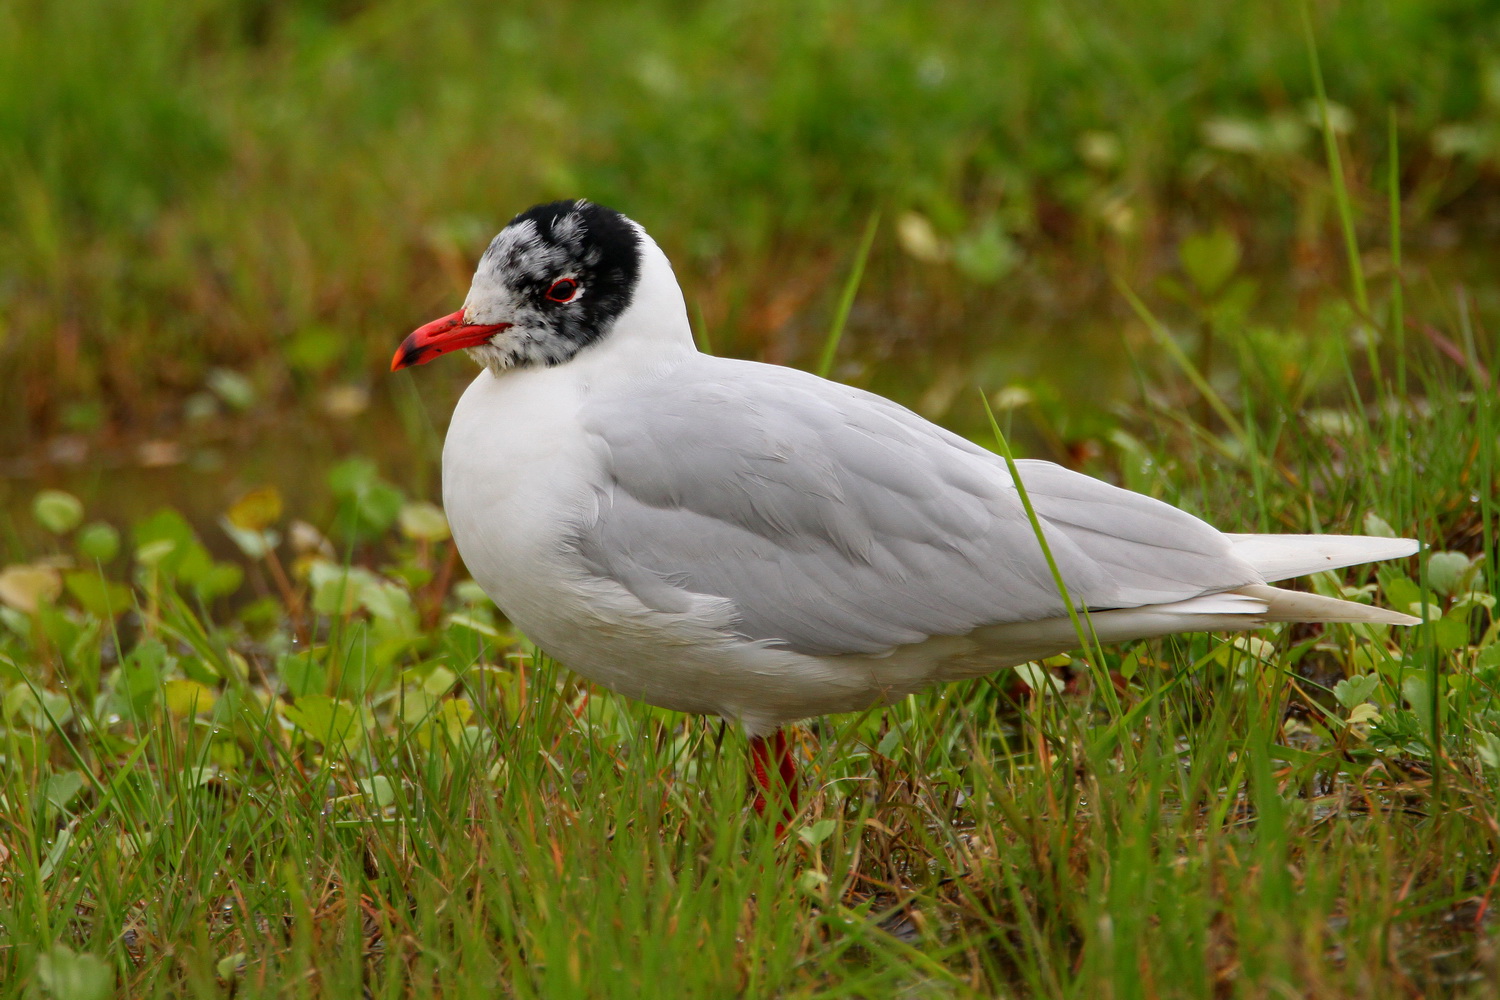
[1427,551,1479,597]
[1332,673,1381,710]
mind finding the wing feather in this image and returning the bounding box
[575,359,1260,656]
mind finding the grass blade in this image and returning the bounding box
[816,211,880,378]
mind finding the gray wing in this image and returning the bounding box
[575,359,1260,656]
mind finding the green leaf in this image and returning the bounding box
[398,501,450,542]
[216,952,248,982]
[133,509,211,580]
[1431,614,1470,652]
[310,564,382,616]
[285,325,344,373]
[38,824,75,883]
[363,582,418,648]
[36,944,113,1000]
[179,651,223,686]
[422,667,458,697]
[1179,227,1241,297]
[415,698,473,748]
[116,639,170,719]
[4,684,73,730]
[328,457,379,497]
[1332,673,1381,710]
[282,695,368,753]
[279,651,327,698]
[44,770,85,814]
[399,686,440,725]
[64,572,132,618]
[453,580,490,605]
[798,870,830,894]
[75,522,121,562]
[346,481,404,538]
[33,489,84,534]
[1427,551,1478,597]
[329,459,405,540]
[193,562,244,602]
[133,539,178,568]
[358,775,396,808]
[798,819,837,846]
[952,218,1020,284]
[1378,573,1424,615]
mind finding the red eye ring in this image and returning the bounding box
[546,277,580,303]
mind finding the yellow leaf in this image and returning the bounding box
[226,486,284,532]
[0,564,62,613]
[164,680,217,718]
[398,501,450,542]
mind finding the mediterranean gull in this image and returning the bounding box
[392,199,1421,820]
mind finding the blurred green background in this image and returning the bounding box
[4,5,1500,995]
[2,0,1498,539]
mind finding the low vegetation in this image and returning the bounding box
[2,0,1498,996]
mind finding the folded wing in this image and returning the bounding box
[575,359,1263,656]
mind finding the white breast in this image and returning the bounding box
[440,363,950,732]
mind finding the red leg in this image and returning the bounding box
[775,729,800,814]
[748,729,799,837]
[749,733,774,816]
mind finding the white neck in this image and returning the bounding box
[613,224,696,354]
[552,225,698,390]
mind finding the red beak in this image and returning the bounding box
[390,310,511,371]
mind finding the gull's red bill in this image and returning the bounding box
[391,310,511,371]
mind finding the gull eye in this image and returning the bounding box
[545,277,580,303]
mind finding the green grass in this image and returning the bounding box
[3,1,1500,996]
[3,189,1499,996]
[2,368,1498,998]
[2,0,1498,446]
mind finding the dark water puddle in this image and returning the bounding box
[5,251,1492,562]
[0,379,451,561]
[1,298,1147,550]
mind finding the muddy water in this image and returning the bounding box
[4,239,1493,561]
[0,310,1141,562]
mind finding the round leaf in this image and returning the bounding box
[76,522,121,562]
[227,486,284,532]
[1427,551,1476,597]
[399,501,451,542]
[33,490,84,535]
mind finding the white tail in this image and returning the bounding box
[1237,583,1421,626]
[1226,533,1420,583]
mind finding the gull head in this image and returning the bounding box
[392,200,645,372]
